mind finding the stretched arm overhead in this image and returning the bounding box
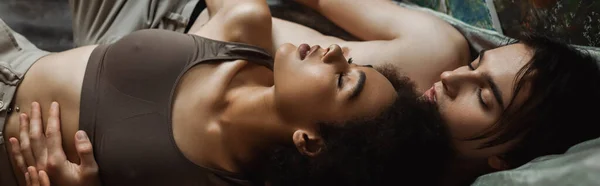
[188,0,274,53]
[287,0,471,91]
[295,0,455,41]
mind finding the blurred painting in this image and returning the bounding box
[406,0,600,47]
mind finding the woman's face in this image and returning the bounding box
[273,43,397,126]
[422,43,534,159]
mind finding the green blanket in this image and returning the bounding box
[473,137,600,186]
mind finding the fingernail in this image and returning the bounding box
[9,137,17,145]
[77,131,87,140]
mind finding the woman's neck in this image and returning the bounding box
[173,61,287,177]
[220,85,293,173]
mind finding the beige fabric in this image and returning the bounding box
[69,0,198,46]
[0,17,50,186]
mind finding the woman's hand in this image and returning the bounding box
[24,166,51,186]
[8,102,100,186]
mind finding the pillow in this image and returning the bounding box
[472,137,600,186]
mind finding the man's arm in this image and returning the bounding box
[296,0,448,41]
[294,0,470,92]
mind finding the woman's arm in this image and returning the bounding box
[188,0,274,53]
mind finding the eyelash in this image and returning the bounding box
[468,60,487,108]
[477,88,488,108]
[338,58,353,88]
[338,74,344,88]
[338,58,354,88]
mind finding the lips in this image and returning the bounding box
[298,44,310,60]
[423,85,437,103]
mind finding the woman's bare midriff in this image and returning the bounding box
[3,45,97,185]
[1,43,269,185]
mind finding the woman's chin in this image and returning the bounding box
[275,43,296,56]
[272,43,297,70]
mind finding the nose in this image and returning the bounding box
[322,44,346,64]
[440,69,483,98]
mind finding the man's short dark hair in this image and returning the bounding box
[472,32,600,168]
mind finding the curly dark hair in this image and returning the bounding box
[265,64,452,186]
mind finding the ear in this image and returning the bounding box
[487,155,510,170]
[292,129,324,157]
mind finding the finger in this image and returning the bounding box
[25,172,30,186]
[9,138,27,173]
[27,166,40,186]
[38,171,51,186]
[46,102,65,158]
[75,131,98,172]
[29,102,47,169]
[46,102,66,174]
[19,113,36,169]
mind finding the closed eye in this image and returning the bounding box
[337,58,353,88]
[471,60,487,108]
[338,73,344,88]
[477,88,488,109]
